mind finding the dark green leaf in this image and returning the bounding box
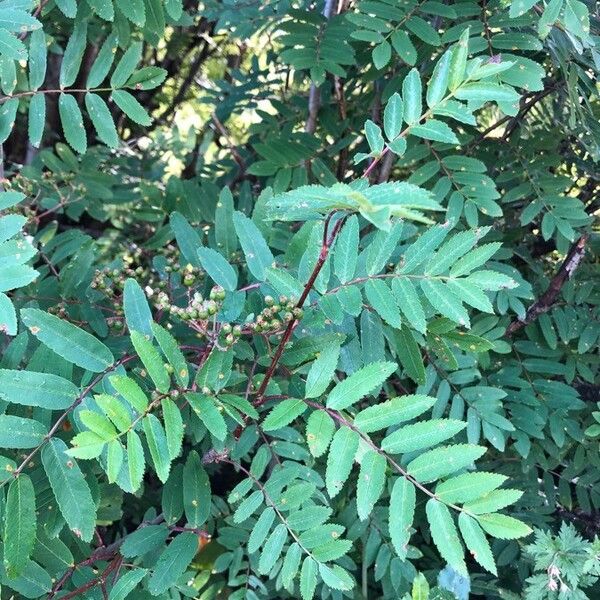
[21,308,114,372]
[28,93,45,148]
[4,474,36,578]
[233,210,274,281]
[148,532,199,595]
[326,361,396,410]
[183,451,211,527]
[85,93,119,148]
[197,246,238,291]
[123,278,153,337]
[142,414,171,483]
[130,330,170,393]
[42,438,96,542]
[58,94,87,154]
[112,90,152,125]
[0,370,77,409]
[59,20,87,88]
[87,33,119,88]
[111,42,143,88]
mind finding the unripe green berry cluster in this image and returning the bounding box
[154,285,226,322]
[248,295,303,334]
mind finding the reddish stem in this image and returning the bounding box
[253,212,347,407]
[362,147,390,180]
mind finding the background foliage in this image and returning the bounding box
[0,0,598,598]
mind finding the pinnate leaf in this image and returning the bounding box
[458,513,497,575]
[354,394,436,433]
[4,474,36,578]
[356,450,387,520]
[389,477,415,559]
[326,426,359,498]
[21,308,114,372]
[382,419,467,454]
[407,444,486,483]
[42,438,96,542]
[305,342,340,399]
[148,532,199,595]
[0,370,77,409]
[426,498,467,576]
[326,361,396,410]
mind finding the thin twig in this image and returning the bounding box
[253,212,347,407]
[467,83,558,151]
[505,234,589,336]
[304,0,337,135]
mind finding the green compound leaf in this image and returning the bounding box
[248,507,276,554]
[28,92,45,148]
[121,525,168,558]
[381,419,467,454]
[28,28,47,90]
[152,322,189,387]
[435,472,508,504]
[110,375,149,414]
[0,370,78,409]
[89,0,115,19]
[4,474,36,578]
[258,523,287,575]
[407,444,486,483]
[21,308,114,372]
[162,397,184,460]
[130,330,170,393]
[42,438,97,542]
[326,426,359,498]
[87,33,118,88]
[426,498,467,576]
[148,532,199,595]
[232,210,274,281]
[127,430,146,492]
[85,93,119,148]
[389,477,416,559]
[318,563,354,591]
[300,556,318,600]
[354,394,436,433]
[58,93,87,153]
[333,215,359,284]
[326,361,396,410]
[115,0,146,26]
[123,278,153,338]
[306,410,335,457]
[262,397,306,431]
[186,393,227,441]
[197,246,238,291]
[112,90,152,125]
[59,19,87,88]
[458,512,497,575]
[0,30,26,61]
[0,292,17,335]
[356,450,387,520]
[304,342,340,399]
[477,513,533,539]
[0,415,47,448]
[427,49,451,107]
[111,42,143,88]
[383,92,404,140]
[142,413,171,483]
[108,568,148,600]
[402,68,422,125]
[391,278,427,334]
[183,450,211,527]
